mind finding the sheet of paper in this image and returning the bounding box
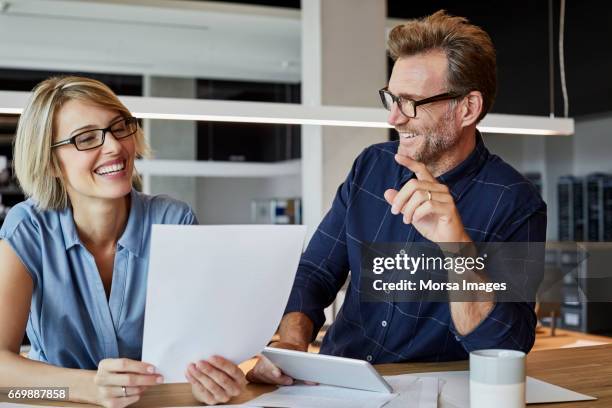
[142,225,307,383]
[166,405,260,408]
[247,376,441,408]
[247,384,397,408]
[410,370,595,407]
[384,376,440,408]
[526,376,596,404]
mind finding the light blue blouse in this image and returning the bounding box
[0,189,198,369]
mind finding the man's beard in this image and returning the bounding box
[397,107,460,164]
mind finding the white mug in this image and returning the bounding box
[469,349,526,408]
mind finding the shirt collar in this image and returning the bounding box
[59,205,81,250]
[117,189,145,256]
[59,189,144,256]
[398,130,489,200]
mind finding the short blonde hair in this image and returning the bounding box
[388,10,497,122]
[13,76,150,210]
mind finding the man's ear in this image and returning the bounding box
[458,90,483,128]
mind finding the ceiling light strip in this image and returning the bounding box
[0,91,574,135]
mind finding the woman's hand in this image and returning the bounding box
[93,358,163,408]
[185,356,247,405]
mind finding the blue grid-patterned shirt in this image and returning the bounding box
[285,133,547,363]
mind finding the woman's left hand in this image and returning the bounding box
[185,356,247,405]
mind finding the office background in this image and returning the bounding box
[0,0,611,338]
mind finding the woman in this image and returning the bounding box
[0,76,246,407]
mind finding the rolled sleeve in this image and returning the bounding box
[450,302,536,353]
[180,209,199,225]
[451,205,546,353]
[0,206,42,285]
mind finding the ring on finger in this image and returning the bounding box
[427,190,432,201]
[122,386,127,397]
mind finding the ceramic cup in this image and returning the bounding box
[469,349,526,408]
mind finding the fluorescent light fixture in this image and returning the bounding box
[135,159,300,178]
[121,95,394,129]
[478,127,562,136]
[0,91,574,136]
[131,113,389,128]
[477,113,574,136]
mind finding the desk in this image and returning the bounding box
[2,344,610,407]
[531,328,612,351]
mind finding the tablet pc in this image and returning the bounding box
[261,347,393,393]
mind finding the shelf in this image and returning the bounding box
[135,159,301,178]
[0,186,22,195]
[0,134,15,145]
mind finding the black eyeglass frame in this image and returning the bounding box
[51,117,139,151]
[378,87,463,118]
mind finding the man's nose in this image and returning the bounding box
[387,102,409,127]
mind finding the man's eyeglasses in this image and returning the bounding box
[51,117,139,151]
[378,87,463,118]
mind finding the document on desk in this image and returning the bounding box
[167,406,260,408]
[384,376,441,408]
[247,384,398,408]
[247,376,441,408]
[411,370,596,407]
[142,225,307,383]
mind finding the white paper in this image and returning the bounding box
[247,384,397,408]
[142,225,307,383]
[408,370,595,407]
[526,377,596,404]
[247,376,441,408]
[166,405,260,408]
[384,376,440,408]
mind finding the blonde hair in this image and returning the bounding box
[13,76,150,210]
[388,10,497,122]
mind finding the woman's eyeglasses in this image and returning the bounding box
[51,117,139,151]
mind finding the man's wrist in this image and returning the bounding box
[440,241,474,258]
[452,230,473,245]
[268,340,309,352]
[277,312,314,352]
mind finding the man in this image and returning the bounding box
[248,10,546,385]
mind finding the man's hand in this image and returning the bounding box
[246,341,307,386]
[384,154,471,243]
[384,154,496,335]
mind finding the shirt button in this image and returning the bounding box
[381,320,387,327]
[366,355,373,362]
[455,335,461,341]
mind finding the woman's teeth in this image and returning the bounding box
[95,162,125,175]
